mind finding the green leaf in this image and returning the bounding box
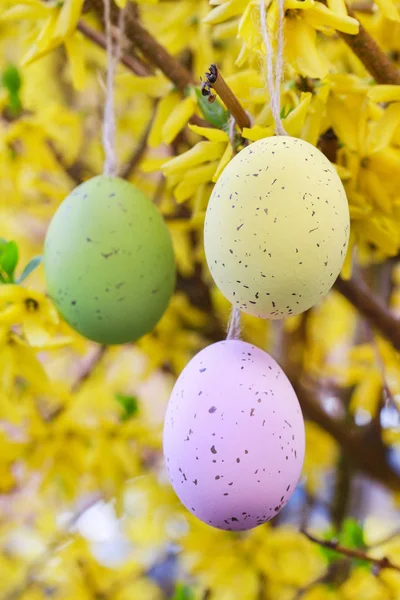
[2,65,22,95]
[194,87,230,129]
[172,583,194,600]
[1,65,22,117]
[0,241,19,282]
[339,518,365,549]
[280,105,294,119]
[16,256,42,283]
[116,394,139,421]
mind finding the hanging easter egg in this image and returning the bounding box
[163,340,305,531]
[204,137,350,319]
[44,175,176,344]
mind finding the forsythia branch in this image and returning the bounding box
[77,20,152,77]
[86,1,207,129]
[89,0,194,88]
[119,104,156,179]
[45,347,107,421]
[335,276,400,351]
[203,64,251,130]
[47,140,93,185]
[342,6,400,84]
[302,529,400,573]
[72,346,107,392]
[292,378,400,491]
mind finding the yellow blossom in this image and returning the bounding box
[0,285,71,348]
[213,0,359,78]
[255,526,327,587]
[1,0,86,89]
[340,568,391,600]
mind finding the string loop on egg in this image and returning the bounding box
[102,0,127,176]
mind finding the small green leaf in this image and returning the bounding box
[194,87,230,129]
[116,394,139,421]
[2,65,22,95]
[172,583,194,600]
[339,518,365,549]
[17,256,42,283]
[0,241,19,282]
[2,65,22,117]
[280,105,294,119]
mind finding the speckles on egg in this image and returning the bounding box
[44,175,176,344]
[204,136,350,319]
[163,340,305,531]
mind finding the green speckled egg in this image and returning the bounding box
[204,136,350,319]
[44,175,176,344]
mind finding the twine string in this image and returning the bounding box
[102,0,126,176]
[226,0,287,341]
[259,0,287,136]
[226,306,242,340]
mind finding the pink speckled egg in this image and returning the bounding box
[163,340,305,531]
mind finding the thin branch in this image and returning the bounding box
[77,20,151,77]
[119,103,156,179]
[332,455,351,529]
[281,298,398,492]
[3,112,90,185]
[80,16,207,129]
[46,346,107,421]
[47,140,93,185]
[341,6,400,84]
[292,377,400,491]
[86,2,209,130]
[89,0,194,89]
[302,529,400,573]
[203,64,251,130]
[351,1,374,13]
[122,4,194,88]
[72,346,107,393]
[45,346,107,421]
[335,276,400,351]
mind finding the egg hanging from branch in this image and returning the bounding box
[44,175,176,344]
[163,340,305,531]
[204,137,350,319]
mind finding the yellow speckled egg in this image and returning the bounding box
[204,137,350,319]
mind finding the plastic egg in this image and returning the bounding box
[44,175,176,344]
[204,136,350,319]
[163,340,305,531]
